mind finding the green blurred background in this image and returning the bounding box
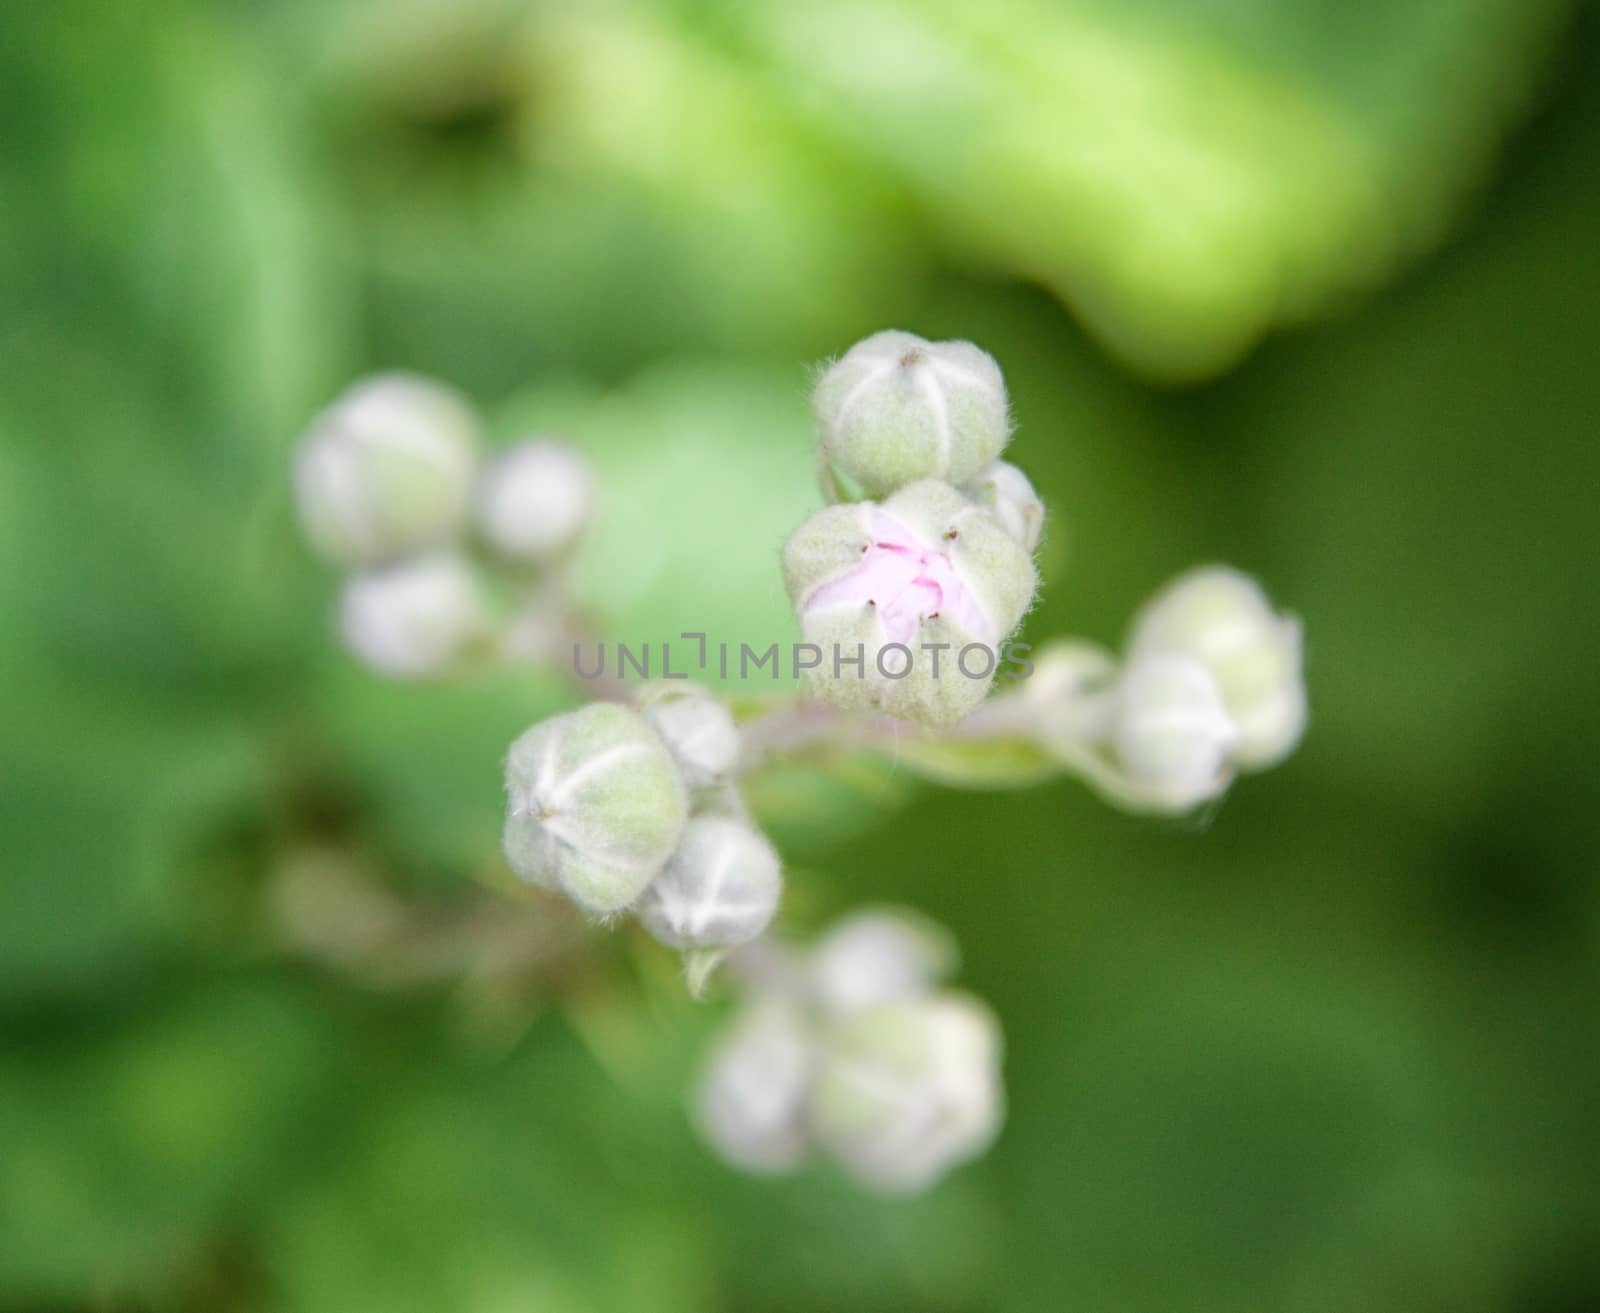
[4,0,1599,1309]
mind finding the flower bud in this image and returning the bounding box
[782,479,1037,727]
[637,816,782,952]
[961,461,1044,553]
[814,331,1011,498]
[1128,566,1307,769]
[810,993,1003,1195]
[1109,652,1237,809]
[337,550,489,679]
[503,703,688,915]
[635,682,740,789]
[808,908,958,1019]
[293,373,479,566]
[1020,639,1118,756]
[474,438,594,562]
[695,998,816,1174]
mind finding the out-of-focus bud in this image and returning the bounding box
[637,816,782,952]
[961,460,1044,553]
[813,331,1011,498]
[1128,566,1307,769]
[1109,652,1237,809]
[810,993,1004,1195]
[635,682,740,789]
[474,438,594,562]
[695,998,817,1174]
[782,479,1037,727]
[1019,638,1118,756]
[337,551,489,679]
[808,908,958,1018]
[293,374,479,566]
[502,703,687,915]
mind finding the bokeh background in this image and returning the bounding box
[4,0,1599,1309]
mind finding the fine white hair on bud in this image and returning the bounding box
[635,682,740,789]
[694,997,816,1174]
[1128,566,1307,770]
[474,438,594,562]
[293,373,479,567]
[337,550,488,679]
[813,331,1011,498]
[961,460,1044,553]
[1109,652,1237,809]
[637,816,783,952]
[809,992,1004,1195]
[808,908,958,1019]
[782,479,1038,727]
[503,703,688,916]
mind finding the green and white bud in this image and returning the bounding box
[1110,652,1237,809]
[637,816,782,952]
[961,460,1044,553]
[1128,566,1307,770]
[782,479,1037,727]
[635,682,740,789]
[695,998,817,1174]
[503,703,688,915]
[474,438,594,562]
[337,550,489,679]
[814,331,1011,498]
[809,908,958,1019]
[810,993,1004,1195]
[293,373,479,566]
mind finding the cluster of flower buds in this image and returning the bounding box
[1019,566,1307,811]
[786,332,1043,727]
[502,683,783,990]
[695,908,1004,1195]
[291,374,594,678]
[292,339,1310,1204]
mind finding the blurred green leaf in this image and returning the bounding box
[259,1020,716,1313]
[726,0,1571,378]
[0,981,337,1301]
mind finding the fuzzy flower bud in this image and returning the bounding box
[635,682,740,789]
[474,438,594,562]
[1128,566,1307,770]
[814,331,1011,498]
[810,993,1004,1195]
[961,461,1044,553]
[503,703,688,915]
[637,816,782,952]
[293,374,479,566]
[782,479,1037,727]
[337,551,488,679]
[1109,652,1237,809]
[809,908,958,1019]
[695,998,816,1174]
